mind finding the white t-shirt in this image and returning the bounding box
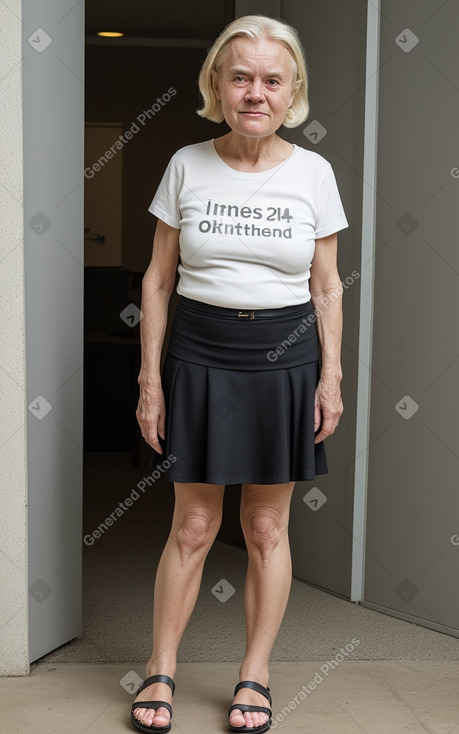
[149,139,348,309]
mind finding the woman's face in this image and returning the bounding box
[212,36,298,139]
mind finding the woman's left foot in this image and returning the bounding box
[228,680,272,732]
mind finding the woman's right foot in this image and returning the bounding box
[132,674,174,729]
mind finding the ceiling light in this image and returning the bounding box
[97,31,125,38]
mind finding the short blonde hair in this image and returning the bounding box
[197,15,309,128]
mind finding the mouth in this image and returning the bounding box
[239,111,267,117]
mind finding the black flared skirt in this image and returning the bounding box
[148,296,328,485]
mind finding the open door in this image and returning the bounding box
[23,0,85,662]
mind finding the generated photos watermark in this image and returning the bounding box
[84,455,176,546]
[267,270,360,363]
[271,637,361,728]
[120,670,144,694]
[211,578,236,602]
[84,87,177,179]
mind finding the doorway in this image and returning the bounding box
[24,0,367,666]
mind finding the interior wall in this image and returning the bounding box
[364,0,459,635]
[84,124,123,267]
[282,0,367,598]
[0,0,29,676]
[85,45,224,273]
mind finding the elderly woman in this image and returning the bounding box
[132,14,348,734]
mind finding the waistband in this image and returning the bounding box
[168,296,319,370]
[178,296,310,320]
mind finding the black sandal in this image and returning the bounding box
[131,674,175,733]
[228,680,272,733]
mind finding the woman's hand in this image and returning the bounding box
[135,220,179,455]
[136,381,166,454]
[313,377,343,444]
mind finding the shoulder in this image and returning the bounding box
[167,140,214,167]
[291,145,334,173]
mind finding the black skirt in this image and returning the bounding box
[148,296,328,484]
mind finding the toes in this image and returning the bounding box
[243,712,255,728]
[249,711,268,728]
[238,710,268,728]
[230,708,246,727]
[134,706,155,726]
[134,706,171,727]
[153,706,171,726]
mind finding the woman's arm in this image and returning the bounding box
[309,233,344,444]
[136,218,180,453]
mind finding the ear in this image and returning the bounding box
[210,69,221,100]
[288,79,301,108]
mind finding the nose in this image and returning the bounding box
[246,78,265,103]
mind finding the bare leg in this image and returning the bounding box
[230,482,295,730]
[133,481,224,728]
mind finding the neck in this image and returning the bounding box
[217,131,290,165]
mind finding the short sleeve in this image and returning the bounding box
[148,155,182,229]
[314,163,349,239]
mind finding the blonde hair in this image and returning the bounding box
[197,15,309,128]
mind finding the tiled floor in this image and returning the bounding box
[1,660,458,733]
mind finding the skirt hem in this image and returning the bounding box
[159,466,328,485]
[163,475,327,485]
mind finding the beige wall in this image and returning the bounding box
[0,0,29,675]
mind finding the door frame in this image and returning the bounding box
[350,0,381,601]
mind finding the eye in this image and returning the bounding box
[266,79,280,87]
[234,75,248,83]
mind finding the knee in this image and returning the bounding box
[242,507,284,560]
[176,506,221,557]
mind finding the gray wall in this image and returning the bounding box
[364,0,459,635]
[23,0,85,661]
[0,0,29,675]
[282,0,367,598]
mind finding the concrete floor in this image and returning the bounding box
[1,660,458,733]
